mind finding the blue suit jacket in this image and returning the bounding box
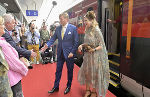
[2,29,31,59]
[47,24,79,59]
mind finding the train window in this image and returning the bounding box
[87,7,93,12]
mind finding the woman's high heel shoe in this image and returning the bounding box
[84,90,91,97]
[91,92,97,97]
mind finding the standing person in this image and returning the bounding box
[13,20,21,46]
[49,24,57,62]
[78,11,110,97]
[41,13,79,94]
[25,22,40,64]
[20,23,28,49]
[39,24,50,48]
[2,14,37,68]
[0,48,13,97]
[107,5,122,53]
[0,16,13,97]
[0,16,28,97]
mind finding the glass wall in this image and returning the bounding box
[0,4,6,16]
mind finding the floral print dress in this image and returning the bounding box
[0,47,13,97]
[78,26,110,97]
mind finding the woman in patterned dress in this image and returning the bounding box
[78,11,110,97]
[0,16,13,97]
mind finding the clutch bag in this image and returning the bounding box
[82,44,94,52]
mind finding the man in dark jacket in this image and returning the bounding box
[2,14,37,67]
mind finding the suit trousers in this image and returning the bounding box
[54,51,74,88]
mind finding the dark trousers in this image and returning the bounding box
[54,51,74,88]
[11,81,24,97]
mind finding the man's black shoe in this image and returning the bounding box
[28,65,33,69]
[48,87,59,93]
[49,61,53,64]
[64,87,71,94]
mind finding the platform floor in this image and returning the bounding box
[22,63,116,97]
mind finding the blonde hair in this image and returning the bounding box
[0,16,4,25]
[59,12,69,19]
[84,11,98,36]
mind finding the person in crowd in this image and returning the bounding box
[49,24,57,62]
[0,16,28,97]
[20,23,28,49]
[107,5,122,53]
[39,22,50,48]
[11,28,20,46]
[49,22,60,63]
[2,14,37,69]
[41,13,79,94]
[78,11,110,97]
[12,19,21,46]
[0,16,13,97]
[24,21,40,64]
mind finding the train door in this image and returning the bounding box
[101,0,122,53]
[114,0,122,53]
[104,8,110,50]
[100,0,123,88]
[100,0,120,53]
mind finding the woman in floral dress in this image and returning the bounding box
[78,11,110,97]
[0,16,13,97]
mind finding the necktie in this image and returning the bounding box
[61,26,65,39]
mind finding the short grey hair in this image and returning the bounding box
[59,12,69,19]
[3,14,14,24]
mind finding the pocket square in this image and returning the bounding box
[68,31,71,34]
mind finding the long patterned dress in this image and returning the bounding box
[78,26,110,97]
[0,47,13,97]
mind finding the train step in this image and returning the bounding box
[108,53,120,64]
[108,53,121,88]
[109,79,120,88]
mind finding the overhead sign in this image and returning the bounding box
[26,10,38,16]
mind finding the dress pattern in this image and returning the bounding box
[0,47,13,97]
[78,26,110,97]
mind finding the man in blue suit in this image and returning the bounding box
[41,13,79,94]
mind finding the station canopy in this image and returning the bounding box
[0,0,83,27]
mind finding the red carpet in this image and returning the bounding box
[22,63,116,97]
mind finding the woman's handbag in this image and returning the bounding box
[82,44,94,52]
[74,51,84,67]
